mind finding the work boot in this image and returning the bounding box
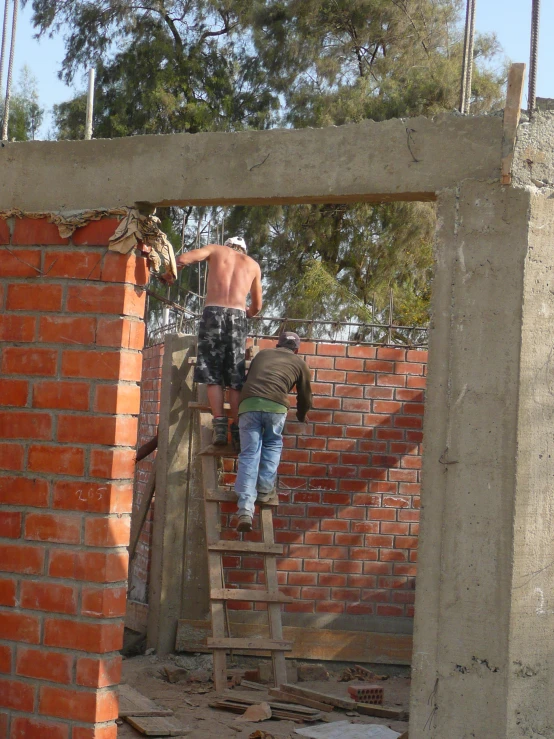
[257,489,278,506]
[236,514,252,533]
[230,422,241,454]
[212,417,228,446]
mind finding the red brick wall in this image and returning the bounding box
[0,217,147,738]
[220,340,426,620]
[128,344,164,603]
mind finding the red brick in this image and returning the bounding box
[66,284,145,318]
[305,356,335,369]
[57,415,138,446]
[365,386,394,399]
[407,349,428,362]
[403,402,424,415]
[375,428,404,441]
[0,540,45,574]
[398,510,420,522]
[0,580,15,607]
[308,478,337,491]
[44,619,124,654]
[389,469,417,482]
[316,369,345,383]
[76,655,122,689]
[42,251,102,280]
[0,512,20,539]
[341,399,371,412]
[310,383,333,396]
[0,646,10,673]
[317,344,346,356]
[96,317,145,350]
[396,388,424,401]
[319,574,347,587]
[350,547,378,561]
[333,561,362,574]
[0,219,9,244]
[32,381,89,411]
[72,219,120,246]
[12,218,69,246]
[20,581,77,615]
[347,346,376,358]
[395,361,424,375]
[0,411,52,441]
[301,587,330,600]
[48,549,128,583]
[394,415,422,429]
[319,546,348,560]
[28,446,85,477]
[6,284,63,312]
[327,439,356,451]
[101,253,149,286]
[351,521,380,534]
[2,347,57,376]
[11,717,69,739]
[84,516,130,547]
[62,349,142,382]
[16,647,72,684]
[335,358,364,371]
[380,549,408,562]
[0,380,28,410]
[81,587,127,618]
[331,587,360,601]
[406,376,426,389]
[90,449,135,479]
[94,384,141,414]
[0,248,42,277]
[24,513,81,545]
[39,316,96,345]
[376,374,406,387]
[0,610,40,643]
[401,455,422,469]
[334,411,362,425]
[0,677,35,711]
[53,481,132,513]
[363,562,393,575]
[312,396,341,410]
[0,315,35,342]
[39,685,118,722]
[316,601,345,613]
[406,430,424,442]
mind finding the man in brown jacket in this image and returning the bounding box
[233,332,312,532]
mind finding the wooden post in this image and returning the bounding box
[501,63,526,185]
[147,334,208,654]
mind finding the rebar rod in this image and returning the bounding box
[1,0,19,141]
[463,0,477,114]
[0,0,10,99]
[529,0,540,114]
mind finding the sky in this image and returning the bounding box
[4,0,554,138]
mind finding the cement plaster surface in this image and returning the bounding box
[0,115,502,212]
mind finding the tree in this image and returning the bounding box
[28,0,505,327]
[0,65,44,140]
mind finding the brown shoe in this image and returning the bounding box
[236,514,252,533]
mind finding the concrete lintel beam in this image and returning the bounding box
[0,115,502,212]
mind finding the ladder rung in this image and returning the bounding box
[199,444,237,458]
[205,489,279,507]
[207,637,292,651]
[211,588,293,603]
[208,541,283,555]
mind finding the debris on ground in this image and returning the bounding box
[298,664,330,682]
[160,666,189,684]
[249,731,276,739]
[235,702,273,723]
[188,668,212,683]
[268,687,334,712]
[210,694,324,722]
[294,721,401,738]
[339,666,389,683]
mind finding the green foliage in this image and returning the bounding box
[0,65,44,140]
[28,0,506,326]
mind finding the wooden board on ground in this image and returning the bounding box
[210,697,322,723]
[279,683,357,711]
[118,684,174,718]
[357,702,407,720]
[176,619,412,665]
[269,688,334,712]
[124,715,190,736]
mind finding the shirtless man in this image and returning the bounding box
[176,237,262,448]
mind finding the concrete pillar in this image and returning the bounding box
[147,334,209,655]
[410,180,554,737]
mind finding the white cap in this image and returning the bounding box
[224,236,247,253]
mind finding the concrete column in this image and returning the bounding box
[147,333,209,654]
[410,181,554,737]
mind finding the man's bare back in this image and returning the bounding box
[176,243,262,317]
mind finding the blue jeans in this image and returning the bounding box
[234,411,286,518]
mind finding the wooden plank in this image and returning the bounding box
[225,693,320,716]
[208,541,283,555]
[357,702,407,720]
[261,507,288,688]
[129,459,156,561]
[278,684,356,711]
[118,684,173,718]
[211,588,293,603]
[125,716,190,736]
[176,619,413,665]
[268,688,334,713]
[198,444,237,458]
[205,488,279,507]
[501,62,526,185]
[199,385,228,694]
[207,637,292,650]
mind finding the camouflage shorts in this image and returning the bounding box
[194,306,247,390]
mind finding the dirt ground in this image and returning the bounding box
[118,654,410,738]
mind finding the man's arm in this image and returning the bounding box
[246,265,263,319]
[176,244,216,270]
[295,362,312,422]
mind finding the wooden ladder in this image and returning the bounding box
[192,387,292,693]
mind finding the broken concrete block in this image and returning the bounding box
[161,666,189,684]
[297,664,330,682]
